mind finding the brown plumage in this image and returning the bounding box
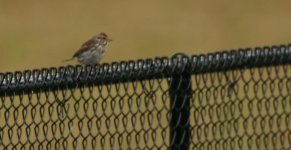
[64,32,112,65]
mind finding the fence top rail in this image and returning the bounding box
[1,44,291,96]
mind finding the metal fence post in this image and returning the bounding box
[169,54,191,150]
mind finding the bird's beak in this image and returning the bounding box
[107,38,113,42]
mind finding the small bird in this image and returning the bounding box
[63,32,112,65]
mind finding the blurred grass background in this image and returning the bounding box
[0,1,290,149]
[0,0,291,72]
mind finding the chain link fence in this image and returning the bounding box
[0,44,290,150]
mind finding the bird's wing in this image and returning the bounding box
[73,37,97,58]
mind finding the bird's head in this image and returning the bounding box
[96,32,112,42]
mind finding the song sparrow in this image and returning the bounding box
[64,32,112,65]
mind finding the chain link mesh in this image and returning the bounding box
[0,45,290,149]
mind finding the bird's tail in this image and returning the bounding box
[62,58,74,62]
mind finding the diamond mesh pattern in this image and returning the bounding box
[0,45,290,150]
